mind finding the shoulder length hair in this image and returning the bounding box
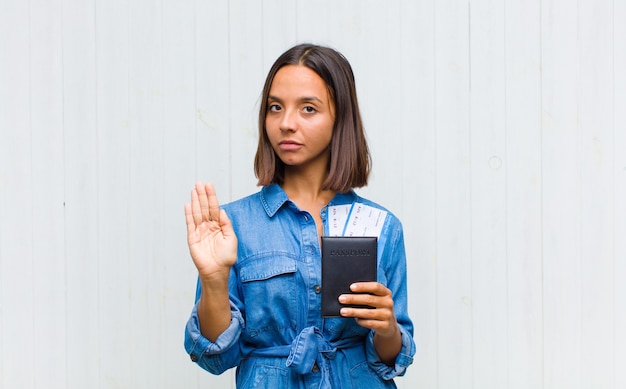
[254,43,371,193]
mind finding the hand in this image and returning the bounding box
[338,282,399,338]
[184,182,238,280]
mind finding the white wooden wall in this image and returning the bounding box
[0,1,624,388]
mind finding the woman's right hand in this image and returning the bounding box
[184,182,238,280]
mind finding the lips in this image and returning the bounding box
[278,140,302,151]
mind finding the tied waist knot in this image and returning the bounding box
[247,326,362,389]
[286,326,334,374]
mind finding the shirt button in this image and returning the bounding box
[312,362,320,372]
[190,354,198,362]
[314,285,321,294]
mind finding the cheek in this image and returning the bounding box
[264,120,278,142]
[323,122,334,143]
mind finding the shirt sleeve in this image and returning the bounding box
[183,282,245,375]
[365,326,415,379]
[364,216,416,379]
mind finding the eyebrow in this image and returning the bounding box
[268,95,324,104]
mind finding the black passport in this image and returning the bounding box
[321,236,378,317]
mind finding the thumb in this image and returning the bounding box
[218,209,236,239]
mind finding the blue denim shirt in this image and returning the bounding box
[185,184,415,388]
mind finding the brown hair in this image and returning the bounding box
[254,43,371,193]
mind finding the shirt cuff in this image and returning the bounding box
[184,301,244,362]
[365,326,415,380]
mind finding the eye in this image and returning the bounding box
[268,104,282,113]
[303,106,317,113]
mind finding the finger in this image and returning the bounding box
[341,306,382,320]
[340,292,383,308]
[341,305,394,324]
[184,203,196,235]
[196,181,211,222]
[190,188,203,226]
[206,182,221,224]
[353,317,393,332]
[350,282,390,296]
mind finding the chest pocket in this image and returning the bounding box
[239,253,298,337]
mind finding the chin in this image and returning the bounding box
[276,155,299,166]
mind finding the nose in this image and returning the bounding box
[279,108,297,132]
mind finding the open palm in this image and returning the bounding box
[184,182,238,277]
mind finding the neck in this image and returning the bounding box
[283,176,334,204]
[282,166,335,208]
[282,169,335,239]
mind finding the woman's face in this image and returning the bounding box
[265,65,335,172]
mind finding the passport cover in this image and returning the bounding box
[321,236,377,317]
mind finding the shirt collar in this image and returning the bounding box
[260,183,358,218]
[260,184,290,217]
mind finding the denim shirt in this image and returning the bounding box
[184,184,415,388]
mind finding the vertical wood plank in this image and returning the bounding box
[195,0,231,198]
[262,0,296,70]
[578,0,615,387]
[348,3,405,215]
[614,1,624,384]
[127,0,163,387]
[0,1,34,388]
[541,0,582,387]
[324,1,364,73]
[469,0,508,387]
[505,0,544,387]
[95,0,132,386]
[161,0,215,387]
[228,0,265,201]
[30,0,67,387]
[295,0,330,44]
[434,1,473,387]
[62,0,100,386]
[398,0,438,387]
[615,1,626,387]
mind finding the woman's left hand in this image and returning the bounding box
[338,282,398,337]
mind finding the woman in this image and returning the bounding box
[184,43,415,388]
